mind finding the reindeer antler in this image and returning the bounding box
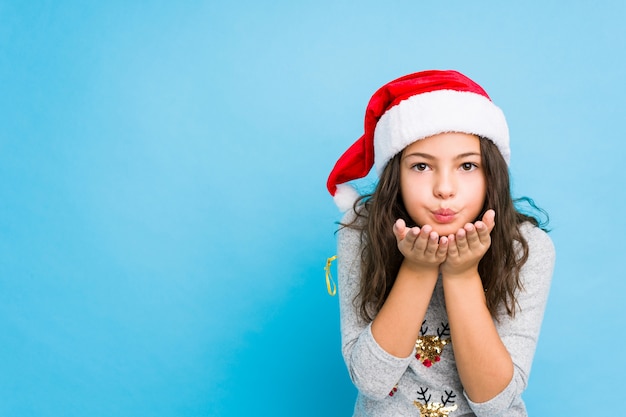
[441,389,456,407]
[437,322,450,338]
[416,387,431,404]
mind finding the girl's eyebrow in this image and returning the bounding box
[455,152,481,159]
[403,152,434,160]
[403,151,481,160]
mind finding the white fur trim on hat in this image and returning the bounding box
[373,90,510,173]
[333,183,361,212]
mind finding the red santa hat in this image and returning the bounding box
[326,70,510,211]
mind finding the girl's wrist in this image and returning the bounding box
[441,265,480,281]
[400,259,440,280]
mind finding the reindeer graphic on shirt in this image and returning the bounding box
[415,321,451,367]
[414,386,457,416]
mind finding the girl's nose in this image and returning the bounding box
[434,173,456,199]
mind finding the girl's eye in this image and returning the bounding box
[460,162,478,171]
[412,163,429,171]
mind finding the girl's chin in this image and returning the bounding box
[431,225,459,237]
[426,222,467,237]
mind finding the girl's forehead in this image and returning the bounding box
[403,132,481,155]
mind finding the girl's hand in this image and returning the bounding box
[393,219,448,270]
[441,210,496,277]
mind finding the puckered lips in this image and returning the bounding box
[432,208,456,224]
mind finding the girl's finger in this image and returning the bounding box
[481,209,496,231]
[436,236,448,259]
[393,219,407,240]
[475,220,491,244]
[413,224,431,252]
[465,223,480,249]
[404,227,419,250]
[455,227,468,252]
[424,231,440,256]
[446,234,458,257]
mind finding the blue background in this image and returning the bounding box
[1,1,624,416]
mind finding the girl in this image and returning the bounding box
[326,70,555,416]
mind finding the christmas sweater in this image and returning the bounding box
[337,212,555,416]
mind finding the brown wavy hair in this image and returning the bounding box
[343,137,547,322]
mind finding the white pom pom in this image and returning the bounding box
[333,183,360,212]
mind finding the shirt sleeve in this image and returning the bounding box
[466,223,556,416]
[337,211,414,401]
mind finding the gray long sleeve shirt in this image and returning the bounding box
[337,215,555,416]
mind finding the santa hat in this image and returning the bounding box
[326,70,510,211]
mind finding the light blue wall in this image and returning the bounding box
[1,1,624,416]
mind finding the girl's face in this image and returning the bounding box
[400,132,486,236]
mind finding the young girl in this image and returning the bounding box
[326,70,555,416]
